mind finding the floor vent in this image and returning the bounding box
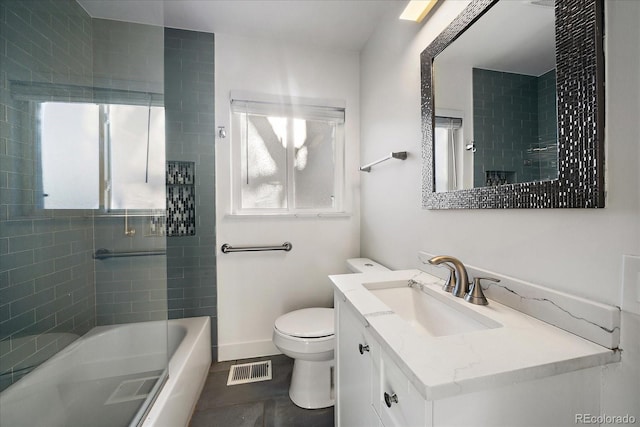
[105,376,160,405]
[227,360,272,386]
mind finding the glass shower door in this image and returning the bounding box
[0,1,169,425]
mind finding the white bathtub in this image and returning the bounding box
[141,317,211,427]
[0,317,211,427]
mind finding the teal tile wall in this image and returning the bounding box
[473,68,538,186]
[89,19,167,326]
[538,70,557,141]
[0,0,96,391]
[536,69,558,181]
[93,215,168,326]
[1,5,218,391]
[164,28,217,360]
[92,18,164,95]
[472,68,558,186]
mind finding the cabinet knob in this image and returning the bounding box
[358,343,370,354]
[384,392,398,407]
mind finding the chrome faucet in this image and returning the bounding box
[428,255,470,298]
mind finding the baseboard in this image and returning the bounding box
[218,339,281,362]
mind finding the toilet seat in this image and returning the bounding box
[274,308,334,338]
[272,327,334,354]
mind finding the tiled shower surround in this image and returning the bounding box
[164,28,217,359]
[1,1,218,390]
[90,19,167,326]
[93,28,217,359]
[0,0,97,391]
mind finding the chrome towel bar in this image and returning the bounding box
[93,248,166,260]
[360,151,408,172]
[221,242,292,254]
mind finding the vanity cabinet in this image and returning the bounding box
[335,294,380,427]
[335,293,603,427]
[336,295,428,427]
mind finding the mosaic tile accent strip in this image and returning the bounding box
[166,161,196,236]
[167,161,195,185]
[420,0,605,209]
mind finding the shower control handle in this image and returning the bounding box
[358,343,370,354]
[384,392,398,407]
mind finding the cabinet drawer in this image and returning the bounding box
[377,351,426,427]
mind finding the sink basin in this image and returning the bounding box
[363,280,502,337]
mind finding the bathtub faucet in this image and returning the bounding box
[428,255,470,298]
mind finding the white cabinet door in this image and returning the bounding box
[377,350,427,427]
[336,296,378,427]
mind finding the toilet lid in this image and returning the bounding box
[274,308,334,338]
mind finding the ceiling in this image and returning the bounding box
[76,0,405,52]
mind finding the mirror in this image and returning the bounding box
[421,0,605,208]
[433,0,556,192]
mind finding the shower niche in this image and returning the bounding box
[165,161,196,236]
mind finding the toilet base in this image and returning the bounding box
[289,359,335,409]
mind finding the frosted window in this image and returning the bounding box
[233,105,344,214]
[109,105,166,210]
[293,120,336,209]
[41,102,100,209]
[39,102,165,211]
[239,114,287,209]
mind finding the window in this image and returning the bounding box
[39,102,165,211]
[105,104,165,210]
[230,94,345,215]
[40,102,100,209]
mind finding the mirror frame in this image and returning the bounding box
[421,0,605,209]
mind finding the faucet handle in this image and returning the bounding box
[439,263,457,292]
[464,276,500,306]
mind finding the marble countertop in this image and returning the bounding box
[330,269,620,401]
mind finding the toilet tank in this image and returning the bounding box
[346,258,390,273]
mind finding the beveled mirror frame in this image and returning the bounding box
[421,0,605,209]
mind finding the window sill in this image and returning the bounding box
[224,212,351,219]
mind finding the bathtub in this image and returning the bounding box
[0,317,211,427]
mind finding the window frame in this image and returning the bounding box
[229,93,346,216]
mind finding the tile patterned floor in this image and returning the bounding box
[189,355,334,427]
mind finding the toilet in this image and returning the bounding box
[272,258,390,409]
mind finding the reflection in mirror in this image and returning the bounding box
[433,0,556,191]
[434,116,463,192]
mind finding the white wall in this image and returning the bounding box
[215,33,361,360]
[360,0,639,421]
